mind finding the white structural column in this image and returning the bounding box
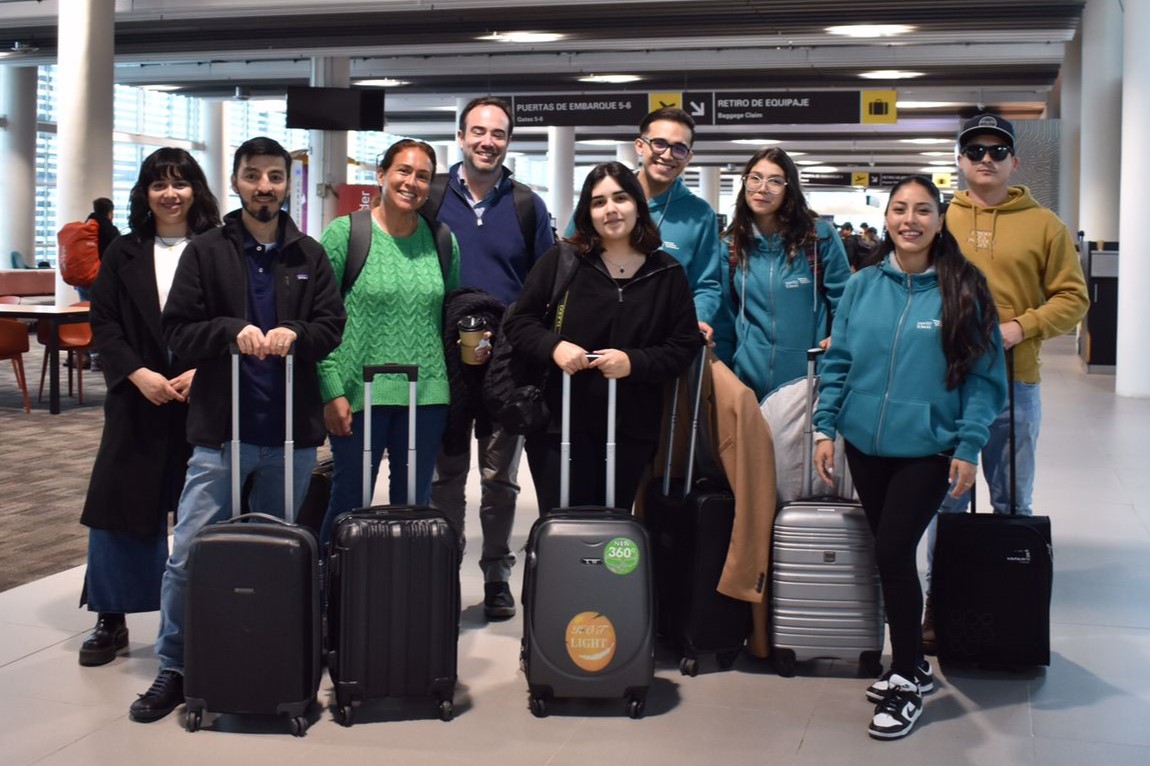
[55,0,114,302]
[0,66,38,266]
[200,100,228,205]
[548,126,575,235]
[1116,0,1150,397]
[1078,0,1122,240]
[1058,28,1082,230]
[698,166,721,212]
[306,56,350,237]
[616,141,638,169]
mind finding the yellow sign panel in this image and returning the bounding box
[648,92,683,112]
[852,172,871,188]
[860,90,898,124]
[933,173,954,189]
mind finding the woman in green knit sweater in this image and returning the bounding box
[316,139,460,544]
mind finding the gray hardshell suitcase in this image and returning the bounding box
[522,372,655,718]
[769,349,885,678]
[184,351,322,736]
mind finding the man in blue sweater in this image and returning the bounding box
[429,97,555,620]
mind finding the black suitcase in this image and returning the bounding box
[522,372,655,718]
[326,364,460,725]
[933,352,1052,667]
[644,347,750,676]
[184,351,322,736]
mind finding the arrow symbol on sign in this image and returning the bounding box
[689,101,706,117]
[658,100,676,108]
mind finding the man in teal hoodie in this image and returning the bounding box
[567,108,722,342]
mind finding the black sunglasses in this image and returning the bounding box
[960,144,1013,162]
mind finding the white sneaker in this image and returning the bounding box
[865,661,934,703]
[868,673,923,740]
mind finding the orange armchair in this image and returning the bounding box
[37,300,94,405]
[0,297,31,413]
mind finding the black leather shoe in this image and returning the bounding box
[78,613,128,667]
[129,669,185,723]
[484,581,516,620]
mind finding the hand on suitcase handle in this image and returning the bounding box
[552,340,591,374]
[589,348,631,379]
[235,325,296,360]
[814,439,836,486]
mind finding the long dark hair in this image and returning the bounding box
[128,147,221,238]
[879,175,998,389]
[566,162,662,256]
[723,146,818,266]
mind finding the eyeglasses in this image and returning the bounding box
[743,174,788,193]
[960,144,1013,162]
[638,136,691,161]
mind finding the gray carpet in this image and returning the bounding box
[0,335,104,593]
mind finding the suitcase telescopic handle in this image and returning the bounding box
[560,362,617,509]
[802,347,823,499]
[662,343,709,498]
[970,348,1018,516]
[230,344,295,523]
[362,364,420,507]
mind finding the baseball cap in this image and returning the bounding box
[958,113,1015,148]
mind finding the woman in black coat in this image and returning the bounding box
[505,162,701,513]
[78,148,220,666]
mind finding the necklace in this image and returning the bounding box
[156,235,188,250]
[600,253,638,274]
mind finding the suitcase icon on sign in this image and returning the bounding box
[867,100,889,116]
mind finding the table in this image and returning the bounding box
[0,304,91,414]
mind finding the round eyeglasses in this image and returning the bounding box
[743,174,788,193]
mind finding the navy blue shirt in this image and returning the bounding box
[239,231,285,447]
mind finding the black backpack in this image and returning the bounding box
[423,174,542,260]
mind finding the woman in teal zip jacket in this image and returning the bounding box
[713,147,851,400]
[813,176,1007,742]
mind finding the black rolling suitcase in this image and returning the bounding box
[326,364,460,725]
[522,372,655,718]
[184,351,322,736]
[644,347,750,676]
[769,349,885,678]
[933,351,1052,667]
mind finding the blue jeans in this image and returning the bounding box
[928,381,1041,591]
[320,404,448,546]
[156,443,316,673]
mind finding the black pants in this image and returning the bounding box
[524,431,655,514]
[844,441,951,679]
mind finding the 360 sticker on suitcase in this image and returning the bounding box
[604,537,639,575]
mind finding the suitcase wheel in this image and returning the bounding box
[859,650,884,679]
[771,648,797,678]
[529,696,548,718]
[185,709,203,733]
[439,699,455,722]
[290,716,308,737]
[679,656,700,677]
[335,704,354,727]
[627,697,645,719]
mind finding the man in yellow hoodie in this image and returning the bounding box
[923,113,1089,650]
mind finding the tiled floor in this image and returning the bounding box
[2,336,1148,765]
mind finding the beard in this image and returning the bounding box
[244,196,281,223]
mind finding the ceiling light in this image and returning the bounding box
[795,160,822,166]
[802,166,839,174]
[920,151,954,157]
[859,70,924,80]
[578,74,642,84]
[732,139,781,146]
[578,139,623,146]
[927,160,955,166]
[139,84,181,92]
[897,100,965,109]
[0,42,39,58]
[478,31,565,44]
[919,166,949,173]
[827,24,914,38]
[356,78,409,87]
[901,138,952,145]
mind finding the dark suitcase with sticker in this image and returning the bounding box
[326,365,460,725]
[644,347,750,676]
[933,351,1052,667]
[184,351,322,736]
[521,373,654,718]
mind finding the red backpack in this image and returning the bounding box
[57,219,102,288]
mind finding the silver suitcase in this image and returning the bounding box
[769,349,884,678]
